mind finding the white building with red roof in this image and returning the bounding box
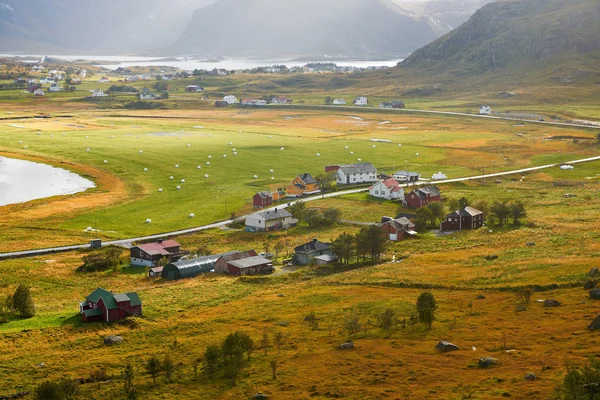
[369,178,404,200]
[129,239,183,267]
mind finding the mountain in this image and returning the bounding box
[0,0,217,53]
[400,0,600,74]
[168,0,489,59]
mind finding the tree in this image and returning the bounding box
[378,308,397,337]
[12,284,35,318]
[35,379,78,400]
[324,96,332,105]
[273,241,284,261]
[145,355,162,383]
[415,207,435,229]
[510,200,526,225]
[270,359,278,379]
[458,196,470,209]
[163,354,174,382]
[203,345,221,376]
[557,359,600,400]
[446,198,460,211]
[261,331,270,355]
[490,200,511,226]
[416,292,437,329]
[223,347,245,386]
[472,199,489,214]
[316,171,335,192]
[365,225,387,262]
[355,228,371,262]
[304,311,318,331]
[345,314,361,336]
[222,331,254,361]
[274,332,285,354]
[322,208,341,225]
[122,363,134,395]
[288,201,307,221]
[304,208,320,228]
[332,232,355,265]
[427,202,445,224]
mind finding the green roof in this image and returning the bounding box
[125,292,142,307]
[83,308,102,317]
[99,295,117,310]
[86,288,113,303]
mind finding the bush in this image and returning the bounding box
[35,379,78,400]
[12,284,35,318]
[416,292,437,329]
[78,247,122,272]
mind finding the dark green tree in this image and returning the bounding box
[332,232,355,265]
[288,201,307,221]
[378,308,397,337]
[122,363,134,395]
[458,196,470,209]
[490,200,511,225]
[163,354,174,382]
[203,345,222,376]
[12,284,35,318]
[510,200,527,225]
[145,355,161,383]
[416,292,437,329]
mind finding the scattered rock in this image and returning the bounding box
[544,299,561,307]
[478,357,500,368]
[484,255,498,261]
[590,268,600,277]
[435,341,459,352]
[526,242,536,247]
[277,293,286,297]
[476,295,486,300]
[588,315,600,330]
[0,392,30,400]
[36,363,45,368]
[338,341,355,350]
[589,289,600,300]
[516,305,527,312]
[251,393,269,400]
[104,335,123,345]
[563,193,577,198]
[524,373,537,381]
[584,281,596,290]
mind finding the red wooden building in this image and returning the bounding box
[80,288,142,322]
[379,217,417,241]
[404,186,441,209]
[129,239,182,267]
[253,191,274,208]
[214,250,258,274]
[440,207,484,231]
[226,256,274,276]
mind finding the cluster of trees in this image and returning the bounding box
[78,247,122,272]
[288,202,341,229]
[153,82,171,91]
[556,359,600,399]
[2,284,35,319]
[202,331,255,385]
[35,379,78,400]
[332,226,387,265]
[108,85,138,93]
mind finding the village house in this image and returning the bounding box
[213,250,258,274]
[223,95,238,104]
[71,78,82,85]
[440,206,484,231]
[379,217,417,241]
[40,78,55,84]
[48,83,61,92]
[369,178,404,200]
[33,89,45,96]
[286,173,320,197]
[79,288,142,322]
[271,96,292,104]
[332,98,346,105]
[98,77,110,83]
[379,100,405,109]
[79,69,87,78]
[393,170,421,183]
[404,186,441,209]
[245,208,297,232]
[185,85,204,92]
[90,89,108,97]
[139,88,156,100]
[354,96,368,106]
[326,163,378,185]
[293,239,334,265]
[253,191,273,208]
[148,266,163,278]
[129,239,182,267]
[479,105,492,115]
[213,251,273,276]
[241,98,267,106]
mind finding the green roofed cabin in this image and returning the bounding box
[79,288,142,322]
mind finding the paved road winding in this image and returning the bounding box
[2,155,599,261]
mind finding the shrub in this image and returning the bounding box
[78,247,122,272]
[416,292,437,329]
[12,284,35,318]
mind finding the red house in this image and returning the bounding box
[130,239,182,267]
[379,217,417,241]
[440,207,484,231]
[214,250,258,274]
[253,191,273,208]
[79,288,142,322]
[404,186,441,209]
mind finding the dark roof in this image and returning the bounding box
[337,163,377,175]
[256,208,293,221]
[255,191,272,199]
[299,173,317,185]
[411,186,440,199]
[219,250,258,263]
[228,256,273,269]
[394,170,420,177]
[135,240,181,256]
[295,239,332,253]
[447,206,483,218]
[86,288,113,303]
[125,292,142,307]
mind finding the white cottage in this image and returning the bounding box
[245,208,297,232]
[354,96,368,106]
[91,89,108,97]
[369,179,404,200]
[329,163,378,185]
[333,98,346,105]
[479,105,492,115]
[48,83,61,92]
[223,95,238,104]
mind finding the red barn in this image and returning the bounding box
[129,239,182,267]
[440,207,484,231]
[253,191,273,208]
[79,288,142,322]
[214,250,258,274]
[404,186,441,209]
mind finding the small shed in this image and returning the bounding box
[90,239,102,249]
[148,266,164,278]
[253,191,273,208]
[314,254,337,265]
[227,256,274,276]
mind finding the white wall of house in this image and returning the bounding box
[224,95,238,104]
[336,169,377,185]
[333,99,346,105]
[354,97,368,106]
[130,257,153,267]
[369,181,404,200]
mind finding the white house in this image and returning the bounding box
[479,105,492,115]
[432,172,448,180]
[245,208,297,232]
[354,96,368,106]
[329,163,378,185]
[40,78,55,84]
[271,96,292,104]
[333,98,346,105]
[223,95,238,104]
[98,77,110,83]
[33,89,45,96]
[90,89,108,97]
[139,88,155,100]
[48,83,61,92]
[79,69,87,78]
[241,99,267,106]
[369,179,404,200]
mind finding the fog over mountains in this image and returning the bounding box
[0,0,491,58]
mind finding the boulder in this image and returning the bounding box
[589,315,600,330]
[435,341,459,352]
[484,255,498,261]
[589,289,600,300]
[590,268,600,277]
[516,305,527,312]
[277,293,286,297]
[478,357,500,368]
[251,394,269,400]
[543,299,561,307]
[584,281,596,290]
[526,242,536,247]
[104,335,123,345]
[476,295,486,300]
[338,341,355,350]
[524,373,537,381]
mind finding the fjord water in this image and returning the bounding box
[0,156,95,207]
